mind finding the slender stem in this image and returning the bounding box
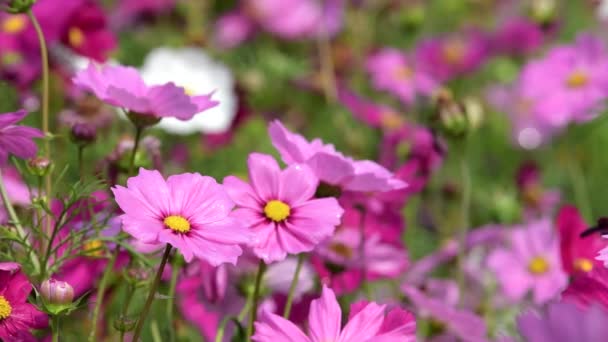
[456,146,472,307]
[27,10,52,241]
[128,126,144,176]
[316,24,337,103]
[51,316,60,342]
[283,254,305,319]
[132,244,173,342]
[119,283,136,342]
[166,253,179,342]
[89,246,120,342]
[78,145,85,181]
[216,294,253,342]
[246,260,266,340]
[0,169,40,273]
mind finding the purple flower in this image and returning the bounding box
[72,63,218,122]
[518,34,608,128]
[268,120,406,193]
[365,48,438,105]
[487,219,568,305]
[517,302,608,342]
[0,110,43,164]
[491,17,546,56]
[415,31,489,82]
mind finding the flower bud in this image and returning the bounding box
[433,89,468,138]
[27,156,53,177]
[40,279,74,305]
[71,123,97,145]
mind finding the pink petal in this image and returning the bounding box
[252,309,311,342]
[248,153,281,202]
[308,285,342,342]
[223,175,263,209]
[278,163,317,206]
[306,153,353,186]
[338,301,385,342]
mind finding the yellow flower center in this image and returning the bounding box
[68,27,85,48]
[0,296,11,320]
[380,112,404,130]
[528,256,550,275]
[330,242,353,259]
[574,258,593,272]
[164,215,191,233]
[83,240,104,257]
[264,200,290,222]
[182,87,196,96]
[2,16,27,34]
[393,65,412,81]
[442,40,466,65]
[567,71,589,88]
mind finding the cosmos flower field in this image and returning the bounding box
[0,0,607,341]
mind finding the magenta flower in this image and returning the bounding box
[518,34,608,128]
[365,48,438,105]
[0,110,43,164]
[72,63,218,121]
[223,153,343,263]
[268,120,406,193]
[487,219,568,305]
[563,267,608,310]
[491,17,546,56]
[556,205,603,275]
[253,285,416,342]
[0,263,48,341]
[337,87,404,131]
[112,168,250,265]
[517,302,608,342]
[415,31,489,82]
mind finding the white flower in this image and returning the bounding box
[140,47,237,134]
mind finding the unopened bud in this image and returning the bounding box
[71,123,97,145]
[529,0,557,26]
[40,279,74,305]
[27,157,53,177]
[434,89,468,138]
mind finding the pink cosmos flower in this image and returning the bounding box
[365,48,438,105]
[253,285,416,342]
[72,63,218,121]
[0,263,48,341]
[0,110,43,164]
[415,30,489,82]
[557,205,603,275]
[223,153,343,263]
[487,219,568,305]
[518,34,608,128]
[337,87,405,131]
[402,284,486,342]
[517,302,608,342]
[112,168,250,265]
[268,120,406,193]
[491,17,546,56]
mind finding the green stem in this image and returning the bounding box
[132,244,173,342]
[78,145,85,182]
[128,126,144,176]
[283,254,305,319]
[246,260,266,341]
[27,9,52,241]
[89,246,119,342]
[216,293,253,342]
[166,253,180,342]
[51,316,60,342]
[0,169,40,273]
[456,146,472,307]
[119,283,136,342]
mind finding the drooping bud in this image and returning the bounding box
[70,123,97,145]
[40,279,74,305]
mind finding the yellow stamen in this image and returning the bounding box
[442,40,466,65]
[574,258,593,272]
[380,112,404,130]
[2,16,27,34]
[330,243,353,259]
[164,215,191,233]
[528,256,550,275]
[68,27,85,48]
[264,200,290,222]
[183,87,196,96]
[83,240,104,257]
[566,71,589,88]
[0,295,11,320]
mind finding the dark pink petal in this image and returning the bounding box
[308,286,342,342]
[0,110,27,128]
[252,309,311,342]
[248,153,281,201]
[2,271,31,303]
